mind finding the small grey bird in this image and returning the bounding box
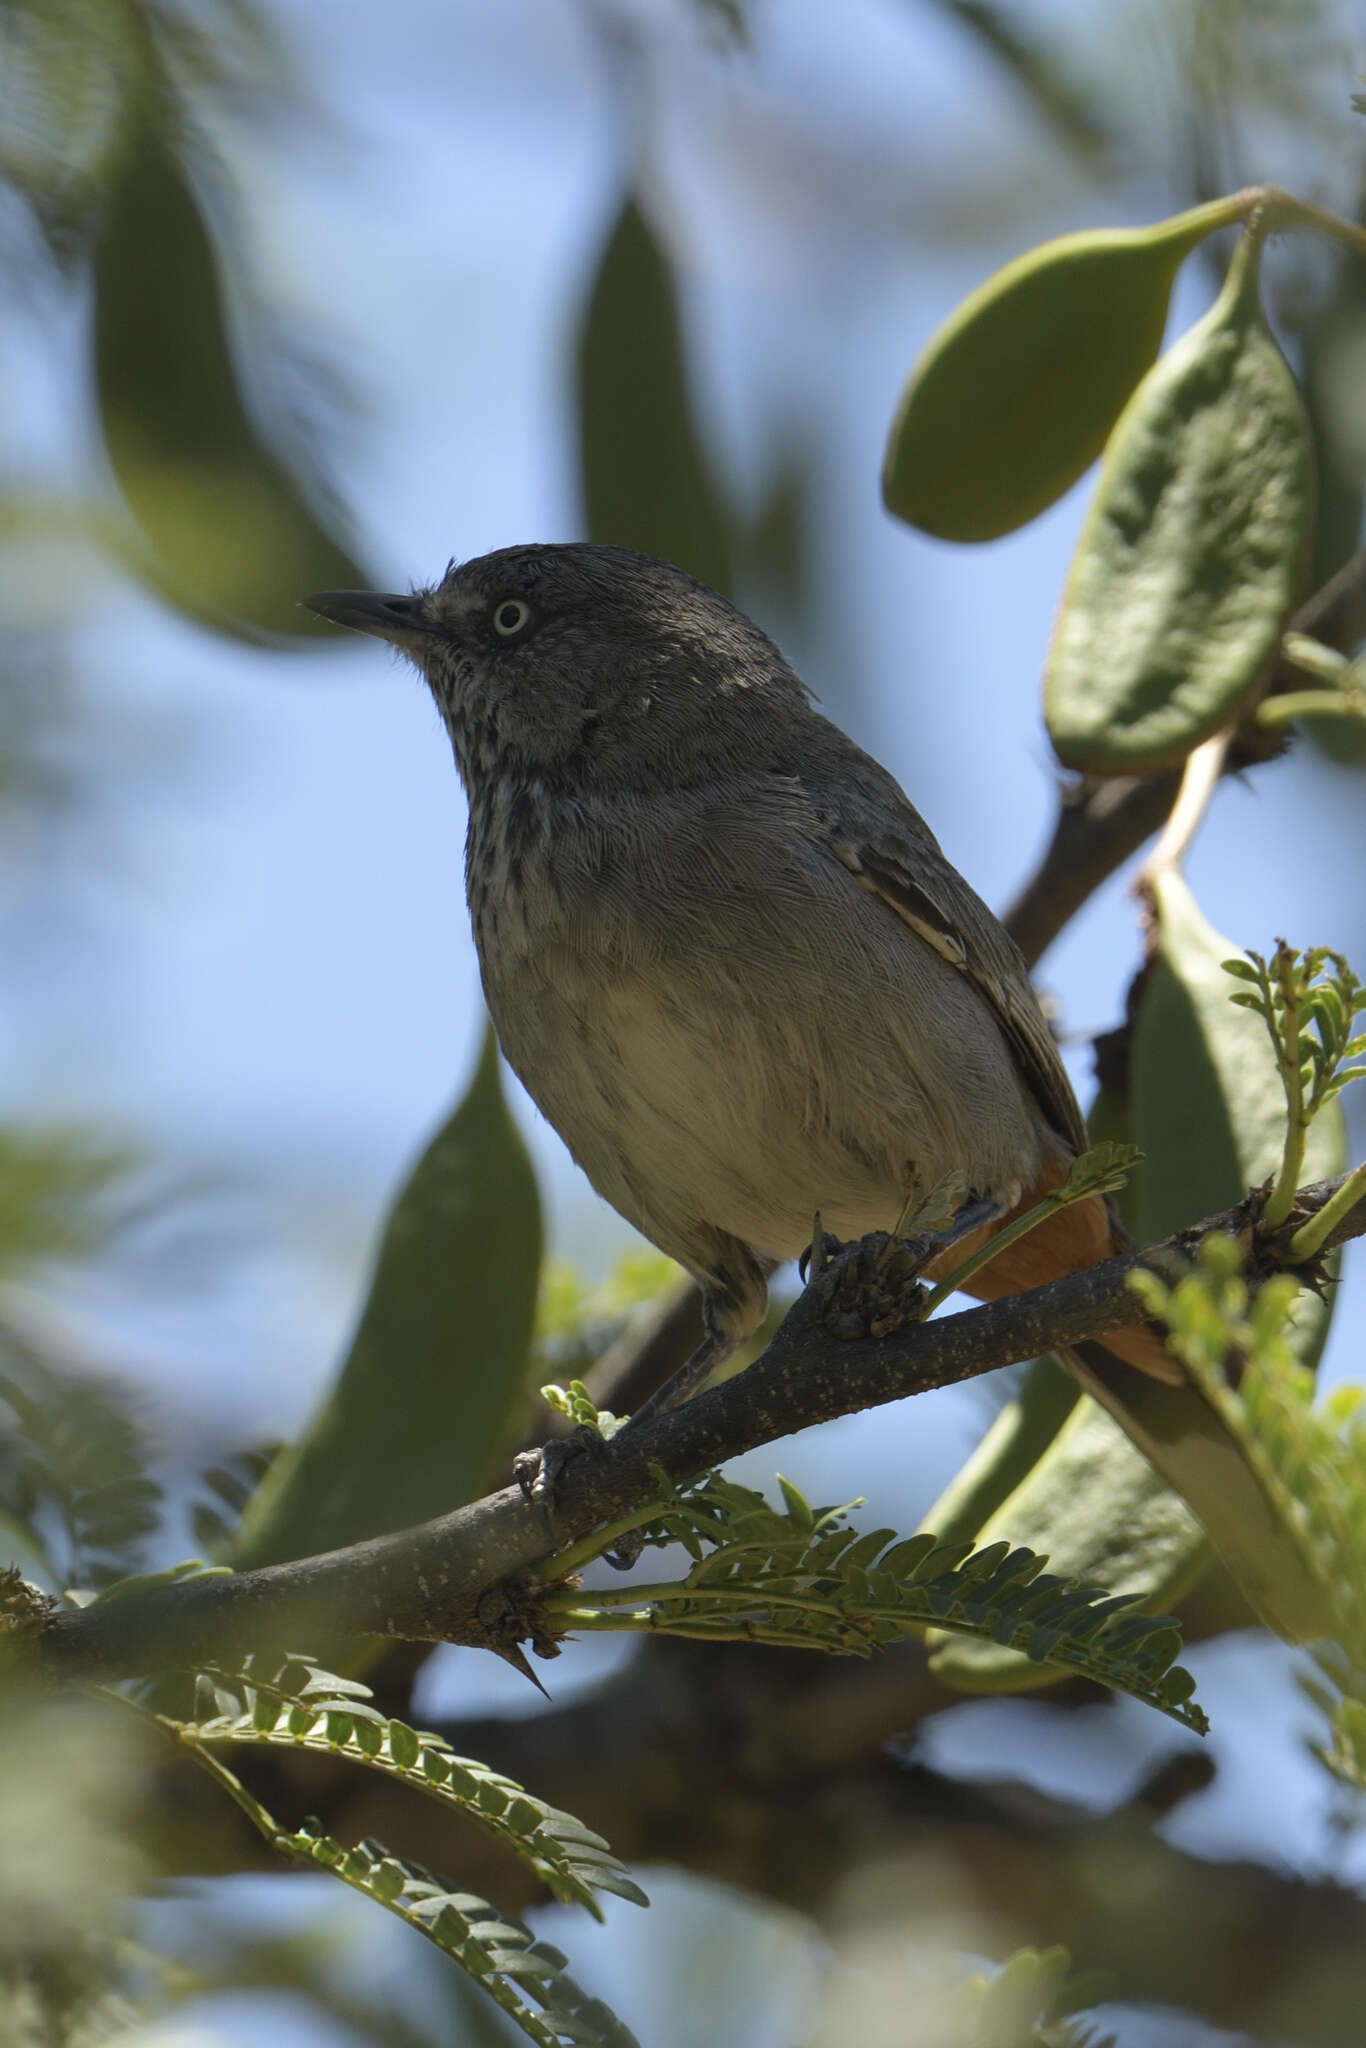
[306,542,1178,1418]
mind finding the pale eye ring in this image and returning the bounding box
[492,597,532,639]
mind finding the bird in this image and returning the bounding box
[305,541,1180,1427]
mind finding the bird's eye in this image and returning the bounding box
[492,598,532,639]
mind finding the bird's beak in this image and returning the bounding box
[303,589,436,645]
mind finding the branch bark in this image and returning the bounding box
[19,1170,1366,1688]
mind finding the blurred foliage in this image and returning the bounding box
[0,1127,125,1282]
[576,192,734,596]
[1131,1235,1366,1812]
[813,1940,1116,2048]
[0,1333,160,1592]
[1,0,369,643]
[234,1026,542,1569]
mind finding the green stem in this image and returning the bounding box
[1265,188,1366,262]
[1256,690,1366,729]
[93,1683,286,1844]
[535,1500,668,1581]
[1172,187,1271,240]
[547,1609,863,1649]
[920,1185,1084,1316]
[177,1732,287,1841]
[1287,1160,1366,1262]
[542,1577,851,1623]
[1263,951,1307,1231]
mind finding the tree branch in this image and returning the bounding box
[21,1171,1366,1688]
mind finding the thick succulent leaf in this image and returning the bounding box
[916,1356,1079,1550]
[1075,871,1345,1642]
[883,200,1238,542]
[1298,244,1366,765]
[927,1391,1211,1691]
[1133,871,1345,1311]
[94,99,368,643]
[1045,231,1314,773]
[929,878,1348,1681]
[233,1029,541,1568]
[575,193,733,594]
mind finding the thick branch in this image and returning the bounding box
[22,1171,1366,1687]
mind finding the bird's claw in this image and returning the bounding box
[515,1426,645,1572]
[806,1230,938,1340]
[514,1423,608,1519]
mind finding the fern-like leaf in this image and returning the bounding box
[542,1474,1205,1731]
[1129,1233,1366,1786]
[283,1830,640,2047]
[0,1334,160,1591]
[183,1655,648,1915]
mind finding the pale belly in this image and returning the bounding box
[485,929,1047,1272]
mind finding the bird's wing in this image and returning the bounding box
[823,818,1089,1156]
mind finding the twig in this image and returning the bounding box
[1136,726,1232,890]
[18,1169,1366,1691]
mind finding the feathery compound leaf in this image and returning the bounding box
[185,1656,646,1916]
[544,1475,1206,1731]
[1215,941,1366,1239]
[1131,1239,1366,1765]
[280,1835,641,2048]
[924,1378,1210,1695]
[145,1671,647,2048]
[0,1339,160,1591]
[0,1128,125,1282]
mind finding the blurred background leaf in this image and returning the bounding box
[575,192,734,596]
[233,1026,542,1569]
[93,89,371,643]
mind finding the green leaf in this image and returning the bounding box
[0,1347,161,1591]
[93,93,369,644]
[1045,229,1313,773]
[916,1357,1080,1550]
[0,1128,124,1283]
[575,193,733,594]
[233,1027,542,1567]
[1069,871,1346,1643]
[551,1474,1206,1730]
[190,1658,646,1917]
[1134,875,1345,1267]
[927,1392,1211,1692]
[882,199,1240,542]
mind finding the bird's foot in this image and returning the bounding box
[800,1191,1007,1338]
[514,1423,607,1515]
[804,1230,938,1340]
[514,1425,645,1571]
